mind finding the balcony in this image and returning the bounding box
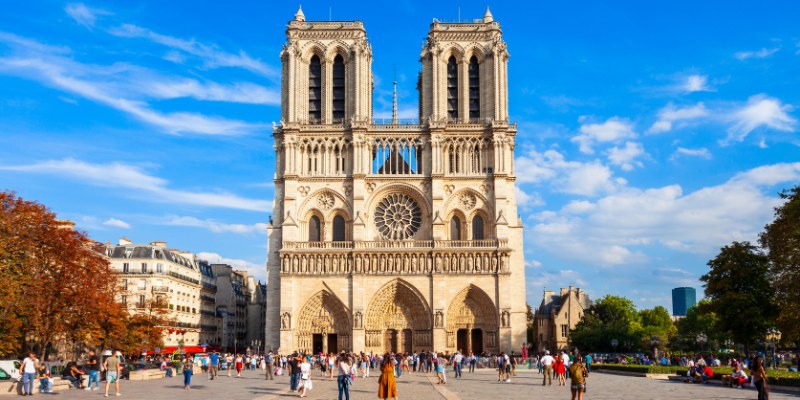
[200,295,216,304]
[151,286,169,293]
[168,271,200,285]
[282,239,507,250]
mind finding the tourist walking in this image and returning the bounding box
[19,352,39,396]
[540,350,555,386]
[568,357,588,400]
[235,354,244,377]
[337,353,352,400]
[453,351,463,378]
[226,354,233,377]
[752,356,769,400]
[378,353,398,400]
[103,351,122,397]
[299,356,312,398]
[265,352,274,380]
[289,354,301,391]
[209,352,219,380]
[555,355,566,386]
[182,354,194,390]
[85,350,100,391]
[435,353,446,384]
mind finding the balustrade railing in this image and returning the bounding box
[283,239,504,250]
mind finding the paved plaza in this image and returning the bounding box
[36,367,799,400]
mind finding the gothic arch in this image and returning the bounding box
[300,41,326,63]
[299,188,352,221]
[295,290,351,353]
[365,184,431,241]
[441,43,465,63]
[446,284,499,353]
[464,43,487,63]
[364,279,432,353]
[326,41,351,63]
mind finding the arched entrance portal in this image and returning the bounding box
[365,279,432,354]
[296,290,351,354]
[446,285,498,354]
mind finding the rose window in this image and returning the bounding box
[374,193,422,240]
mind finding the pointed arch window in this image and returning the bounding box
[450,216,462,240]
[308,55,322,123]
[447,56,459,121]
[468,56,480,120]
[472,215,485,240]
[332,55,345,122]
[332,215,346,241]
[308,215,321,242]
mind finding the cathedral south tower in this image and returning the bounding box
[266,7,526,355]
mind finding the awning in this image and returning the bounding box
[161,345,208,354]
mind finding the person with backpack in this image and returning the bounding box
[265,352,274,380]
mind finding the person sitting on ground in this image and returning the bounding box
[730,364,748,389]
[63,362,85,389]
[700,364,714,384]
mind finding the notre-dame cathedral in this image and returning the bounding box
[265,7,526,355]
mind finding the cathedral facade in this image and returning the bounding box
[265,7,526,355]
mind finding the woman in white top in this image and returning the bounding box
[337,354,352,400]
[299,358,312,398]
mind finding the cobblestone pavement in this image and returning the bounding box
[37,367,799,400]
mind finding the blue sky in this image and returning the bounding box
[1,1,798,311]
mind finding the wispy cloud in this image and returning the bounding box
[607,141,646,171]
[683,74,713,93]
[65,3,109,29]
[724,94,796,144]
[0,158,271,212]
[735,47,780,60]
[647,103,709,134]
[0,34,267,135]
[196,251,265,281]
[162,215,268,234]
[108,24,277,78]
[103,218,131,229]
[670,147,712,161]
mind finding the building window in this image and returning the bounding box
[138,279,146,290]
[122,263,130,273]
[468,56,480,120]
[308,215,321,242]
[121,279,128,291]
[121,295,127,305]
[472,215,485,240]
[447,56,458,121]
[332,55,345,122]
[450,217,462,240]
[156,263,163,273]
[141,263,148,273]
[308,55,322,123]
[561,324,568,338]
[138,295,146,308]
[332,215,346,241]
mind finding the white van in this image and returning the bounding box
[0,360,21,381]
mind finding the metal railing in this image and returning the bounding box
[282,240,506,250]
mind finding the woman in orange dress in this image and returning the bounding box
[377,353,397,400]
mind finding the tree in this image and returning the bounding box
[760,185,800,343]
[639,306,676,351]
[701,241,777,354]
[0,191,118,359]
[571,295,642,352]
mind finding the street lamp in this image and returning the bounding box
[696,333,707,353]
[766,328,782,369]
[651,336,661,361]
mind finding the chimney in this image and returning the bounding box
[118,237,132,245]
[150,241,167,248]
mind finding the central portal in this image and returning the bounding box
[365,279,433,354]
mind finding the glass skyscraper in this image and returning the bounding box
[672,287,697,316]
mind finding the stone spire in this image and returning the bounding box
[294,5,305,22]
[392,69,398,124]
[483,6,493,23]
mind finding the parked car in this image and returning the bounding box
[0,360,21,381]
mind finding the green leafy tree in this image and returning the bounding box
[760,185,800,343]
[701,241,777,354]
[639,306,676,350]
[571,295,642,352]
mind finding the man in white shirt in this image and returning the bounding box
[452,352,463,378]
[561,351,571,379]
[540,351,555,386]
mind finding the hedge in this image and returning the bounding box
[592,364,800,387]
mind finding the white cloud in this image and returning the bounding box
[108,24,277,78]
[684,74,713,93]
[647,103,710,134]
[515,148,623,197]
[103,218,131,229]
[144,79,279,105]
[725,94,796,144]
[572,117,637,154]
[65,3,108,29]
[735,47,780,60]
[163,216,268,234]
[196,251,265,282]
[671,147,712,160]
[527,162,800,267]
[515,187,545,209]
[0,158,271,212]
[607,141,645,171]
